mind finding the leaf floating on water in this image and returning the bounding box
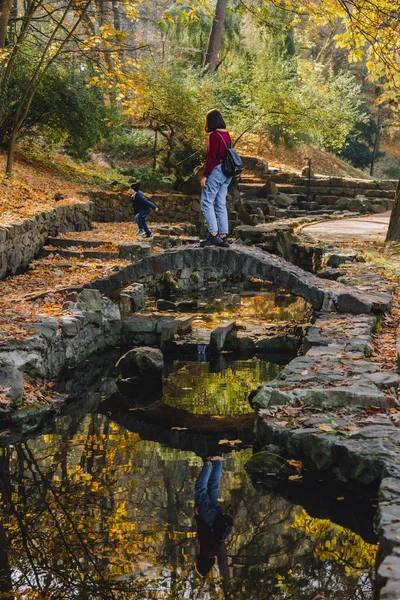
[288,474,303,481]
[171,427,188,431]
[337,497,345,500]
[286,459,303,470]
[218,438,242,447]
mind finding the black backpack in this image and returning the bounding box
[212,513,233,543]
[216,132,243,178]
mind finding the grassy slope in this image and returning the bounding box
[0,149,129,227]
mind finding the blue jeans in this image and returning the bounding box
[195,460,223,527]
[136,208,152,236]
[201,165,232,235]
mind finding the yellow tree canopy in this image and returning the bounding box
[269,0,400,114]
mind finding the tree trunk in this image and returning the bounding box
[0,0,12,48]
[5,125,17,176]
[204,0,229,75]
[153,130,157,170]
[370,103,383,176]
[385,180,400,242]
[112,0,120,31]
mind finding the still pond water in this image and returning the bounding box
[0,287,378,599]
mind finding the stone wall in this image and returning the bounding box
[263,174,396,217]
[0,289,121,413]
[89,191,203,229]
[248,309,400,600]
[0,202,92,278]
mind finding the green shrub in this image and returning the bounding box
[120,165,175,191]
[339,136,372,169]
[0,59,107,158]
[102,129,155,159]
[383,165,400,179]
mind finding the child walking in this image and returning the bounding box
[129,182,158,240]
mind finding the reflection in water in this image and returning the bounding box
[0,414,377,599]
[148,291,310,329]
[195,458,233,578]
[163,358,284,415]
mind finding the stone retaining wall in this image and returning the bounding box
[89,191,203,229]
[0,289,121,416]
[0,202,92,278]
[247,309,400,600]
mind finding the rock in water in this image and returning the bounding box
[116,347,164,378]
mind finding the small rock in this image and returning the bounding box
[210,321,236,353]
[275,192,296,208]
[157,299,177,311]
[59,317,80,337]
[327,252,361,268]
[119,283,145,314]
[116,347,164,378]
[79,289,102,312]
[0,365,23,407]
[65,292,79,302]
[176,300,198,311]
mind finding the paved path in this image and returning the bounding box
[301,212,390,243]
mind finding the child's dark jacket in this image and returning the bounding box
[131,191,157,214]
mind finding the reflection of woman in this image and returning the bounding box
[200,109,232,248]
[194,456,233,577]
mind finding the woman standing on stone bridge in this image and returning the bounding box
[200,109,232,248]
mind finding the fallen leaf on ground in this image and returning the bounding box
[318,423,336,432]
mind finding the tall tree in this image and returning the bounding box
[0,0,12,48]
[204,0,229,75]
[385,181,400,242]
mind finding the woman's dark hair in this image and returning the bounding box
[205,109,226,133]
[195,556,216,577]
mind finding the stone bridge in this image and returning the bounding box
[75,245,391,315]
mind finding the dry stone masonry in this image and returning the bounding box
[0,202,92,278]
[89,190,204,229]
[239,157,396,222]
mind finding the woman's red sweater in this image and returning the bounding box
[203,130,232,177]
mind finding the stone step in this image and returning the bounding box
[240,175,266,183]
[43,240,152,261]
[275,183,394,198]
[121,314,193,346]
[153,235,200,249]
[47,237,106,249]
[163,329,211,358]
[43,246,120,260]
